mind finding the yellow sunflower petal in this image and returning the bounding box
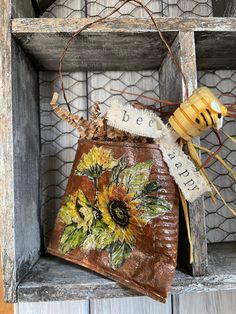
[97,182,146,246]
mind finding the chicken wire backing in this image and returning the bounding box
[43,0,213,18]
[43,0,87,17]
[198,70,236,243]
[40,0,235,246]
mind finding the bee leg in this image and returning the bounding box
[199,128,224,169]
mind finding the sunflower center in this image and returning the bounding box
[108,200,130,227]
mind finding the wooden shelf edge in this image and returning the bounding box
[17,242,236,302]
[12,17,236,33]
[11,17,236,71]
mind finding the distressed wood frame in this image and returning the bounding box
[159,32,207,276]
[0,0,41,303]
[0,0,236,303]
[11,18,236,71]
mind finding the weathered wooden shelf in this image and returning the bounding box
[17,242,236,302]
[1,1,236,302]
[12,17,236,71]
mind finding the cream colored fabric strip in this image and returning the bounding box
[107,101,167,138]
[159,140,210,203]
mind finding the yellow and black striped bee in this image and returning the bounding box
[169,87,228,141]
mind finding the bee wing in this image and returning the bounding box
[211,101,224,130]
[211,101,221,113]
[216,116,224,130]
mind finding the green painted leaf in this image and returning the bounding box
[118,160,153,195]
[82,220,113,250]
[58,205,73,225]
[140,196,172,220]
[140,181,160,196]
[110,156,128,183]
[110,242,132,270]
[59,224,87,255]
[92,220,107,233]
[83,230,113,251]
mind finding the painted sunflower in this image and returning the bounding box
[59,189,94,232]
[97,183,146,246]
[75,145,117,179]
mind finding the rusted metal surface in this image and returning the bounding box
[48,140,179,303]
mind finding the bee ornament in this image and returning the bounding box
[108,86,236,215]
[169,87,228,141]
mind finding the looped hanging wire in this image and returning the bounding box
[58,0,189,113]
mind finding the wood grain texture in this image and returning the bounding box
[159,32,207,276]
[173,290,236,314]
[177,32,208,277]
[0,0,41,303]
[12,17,236,33]
[212,0,236,17]
[15,300,89,314]
[0,0,14,301]
[12,17,236,71]
[159,31,186,259]
[90,296,171,314]
[195,32,236,70]
[11,38,41,285]
[17,255,140,302]
[17,242,236,302]
[12,0,35,18]
[12,18,177,71]
[0,0,16,302]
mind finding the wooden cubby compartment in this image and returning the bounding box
[0,0,236,303]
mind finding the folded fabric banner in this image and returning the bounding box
[107,101,167,139]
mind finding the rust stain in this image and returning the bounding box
[0,257,14,314]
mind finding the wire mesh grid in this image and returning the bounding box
[43,0,213,18]
[43,0,87,17]
[198,70,236,243]
[40,72,88,243]
[40,0,235,246]
[163,0,212,17]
